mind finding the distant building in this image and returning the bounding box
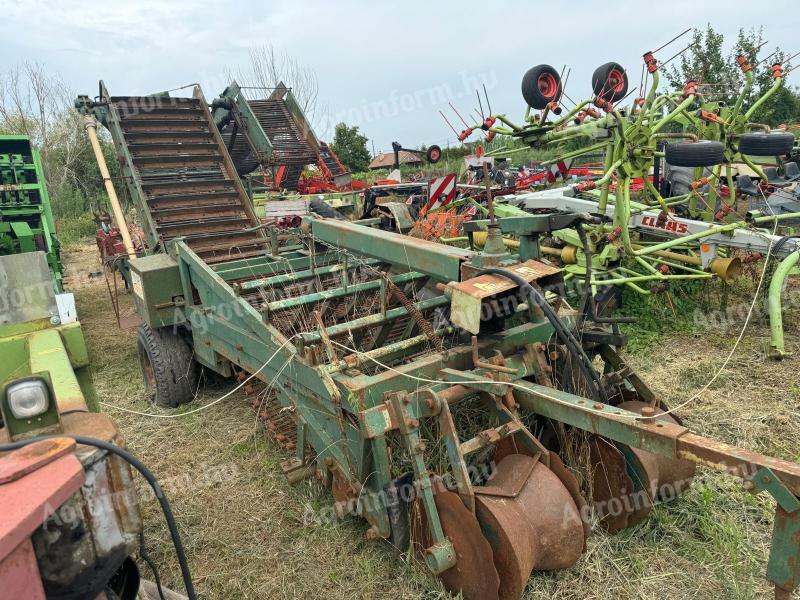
[368,150,423,170]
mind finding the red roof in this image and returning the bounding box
[368,150,422,169]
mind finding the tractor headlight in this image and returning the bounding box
[6,379,50,419]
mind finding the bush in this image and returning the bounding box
[57,213,97,247]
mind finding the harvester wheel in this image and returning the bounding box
[426,145,442,164]
[136,324,198,407]
[737,131,795,156]
[591,62,628,103]
[665,140,725,167]
[521,64,562,110]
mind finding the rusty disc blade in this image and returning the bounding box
[548,452,590,543]
[587,435,646,533]
[475,454,585,600]
[413,484,500,600]
[617,401,697,500]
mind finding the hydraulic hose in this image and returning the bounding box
[0,435,197,600]
[475,267,608,403]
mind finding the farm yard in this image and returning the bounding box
[62,242,800,599]
[2,4,800,600]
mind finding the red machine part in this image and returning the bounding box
[95,222,146,261]
[294,142,368,194]
[0,439,84,600]
[643,51,658,74]
[736,55,752,73]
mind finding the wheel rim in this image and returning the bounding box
[140,348,156,391]
[430,149,440,160]
[537,73,558,99]
[608,69,625,93]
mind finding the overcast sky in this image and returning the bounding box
[2,0,797,153]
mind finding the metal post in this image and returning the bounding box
[83,115,136,260]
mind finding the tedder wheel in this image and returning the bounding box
[136,323,198,407]
[737,131,795,156]
[521,64,562,110]
[426,144,442,163]
[665,140,725,167]
[591,62,628,103]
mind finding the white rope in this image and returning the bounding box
[100,334,298,418]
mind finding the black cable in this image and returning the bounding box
[773,234,800,257]
[139,532,166,600]
[0,435,196,600]
[475,267,608,402]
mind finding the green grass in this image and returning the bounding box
[56,213,97,247]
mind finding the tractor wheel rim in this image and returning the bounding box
[141,353,156,390]
[537,73,558,99]
[608,69,625,93]
[430,149,440,160]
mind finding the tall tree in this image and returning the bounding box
[228,44,320,122]
[666,25,730,98]
[330,123,371,172]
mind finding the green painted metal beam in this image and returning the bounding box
[266,270,426,312]
[311,218,474,283]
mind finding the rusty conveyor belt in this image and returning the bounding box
[108,93,269,263]
[222,98,317,190]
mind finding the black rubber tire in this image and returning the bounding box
[137,324,197,407]
[737,131,795,156]
[592,62,628,103]
[521,64,562,110]
[426,145,442,164]
[309,198,342,219]
[665,141,725,167]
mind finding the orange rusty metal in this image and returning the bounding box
[0,438,76,484]
[617,400,696,502]
[475,454,585,599]
[586,435,642,532]
[410,206,467,241]
[584,401,696,533]
[414,481,500,600]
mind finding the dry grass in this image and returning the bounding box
[62,244,800,599]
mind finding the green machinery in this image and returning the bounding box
[78,84,800,599]
[449,44,799,357]
[0,249,146,599]
[0,133,145,597]
[0,135,62,292]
